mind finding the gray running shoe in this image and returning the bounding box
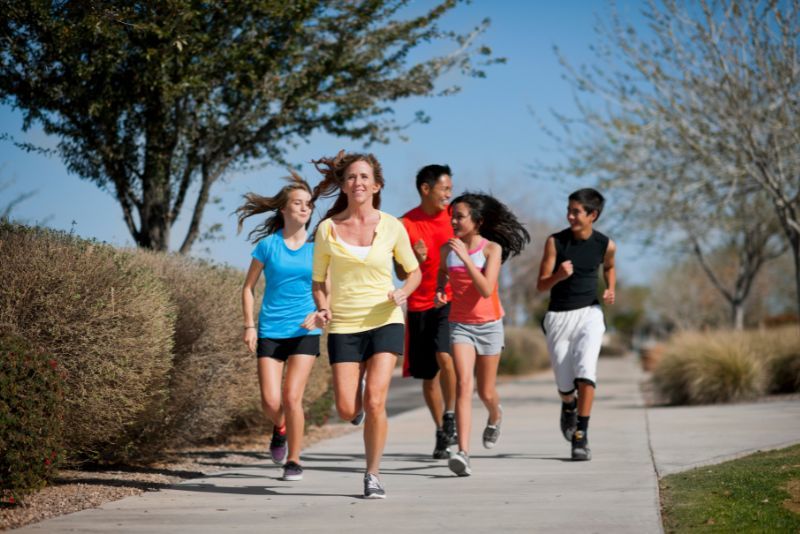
[282,461,303,481]
[560,402,578,442]
[442,411,457,446]
[448,450,472,476]
[571,430,592,461]
[482,405,503,449]
[433,429,450,460]
[363,472,386,499]
[269,427,288,465]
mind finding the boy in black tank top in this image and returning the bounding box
[536,188,617,461]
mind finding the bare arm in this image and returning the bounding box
[434,244,450,307]
[602,239,617,304]
[301,279,332,329]
[536,236,572,292]
[241,259,263,353]
[389,267,422,306]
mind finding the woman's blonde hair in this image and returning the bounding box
[235,171,313,243]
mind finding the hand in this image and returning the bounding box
[243,328,257,354]
[434,289,448,308]
[603,288,615,305]
[447,238,470,262]
[556,260,574,281]
[301,309,332,330]
[413,239,428,263]
[388,288,408,307]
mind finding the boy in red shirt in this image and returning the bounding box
[397,164,458,458]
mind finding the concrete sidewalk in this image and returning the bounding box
[16,357,800,533]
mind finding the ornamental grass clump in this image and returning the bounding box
[500,327,550,376]
[652,331,766,405]
[747,326,800,394]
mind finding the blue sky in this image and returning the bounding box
[0,1,655,284]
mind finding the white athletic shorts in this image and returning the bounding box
[543,305,605,394]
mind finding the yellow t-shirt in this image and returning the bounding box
[312,211,419,334]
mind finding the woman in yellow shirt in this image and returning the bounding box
[303,150,421,499]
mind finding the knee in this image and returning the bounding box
[282,387,303,411]
[437,356,455,373]
[261,394,281,415]
[363,392,386,416]
[335,400,358,422]
[477,387,496,404]
[456,376,473,396]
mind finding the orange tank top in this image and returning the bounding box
[446,239,504,324]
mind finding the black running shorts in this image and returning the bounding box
[257,334,321,361]
[327,323,405,364]
[405,304,451,379]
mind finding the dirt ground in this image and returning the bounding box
[0,424,355,531]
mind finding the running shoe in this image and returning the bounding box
[571,430,592,461]
[482,405,503,449]
[433,429,450,460]
[282,461,303,481]
[351,411,365,426]
[560,402,578,442]
[269,426,288,465]
[448,450,472,476]
[442,411,458,446]
[363,472,386,499]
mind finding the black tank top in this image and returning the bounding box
[548,228,609,312]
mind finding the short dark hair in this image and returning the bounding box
[568,188,605,220]
[415,164,452,193]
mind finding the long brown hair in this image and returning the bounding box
[310,150,384,237]
[235,171,314,243]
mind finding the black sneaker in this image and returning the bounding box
[363,472,386,499]
[433,429,450,460]
[442,411,457,446]
[282,461,303,481]
[269,427,288,465]
[571,430,592,461]
[560,403,578,442]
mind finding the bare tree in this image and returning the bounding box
[544,0,800,324]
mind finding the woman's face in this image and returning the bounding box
[343,160,380,205]
[280,188,313,226]
[450,202,478,238]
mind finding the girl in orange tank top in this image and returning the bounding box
[435,192,529,476]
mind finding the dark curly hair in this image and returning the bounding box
[450,192,530,262]
[235,171,313,243]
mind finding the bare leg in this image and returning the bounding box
[577,382,595,417]
[363,353,396,474]
[475,353,502,424]
[436,351,456,412]
[331,362,363,422]
[422,375,444,427]
[452,343,477,453]
[282,354,316,463]
[257,357,285,426]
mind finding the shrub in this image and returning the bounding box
[0,223,175,462]
[0,334,64,503]
[652,331,766,405]
[500,327,550,376]
[131,251,332,447]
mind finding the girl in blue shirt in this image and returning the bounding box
[238,173,321,482]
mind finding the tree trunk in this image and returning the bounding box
[792,241,800,330]
[732,301,744,331]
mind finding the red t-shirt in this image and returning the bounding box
[401,206,454,311]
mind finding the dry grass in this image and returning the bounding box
[0,224,174,461]
[651,327,800,405]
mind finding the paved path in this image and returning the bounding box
[17,357,800,533]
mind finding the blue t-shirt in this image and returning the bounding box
[251,231,321,339]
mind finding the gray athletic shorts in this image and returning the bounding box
[450,319,504,355]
